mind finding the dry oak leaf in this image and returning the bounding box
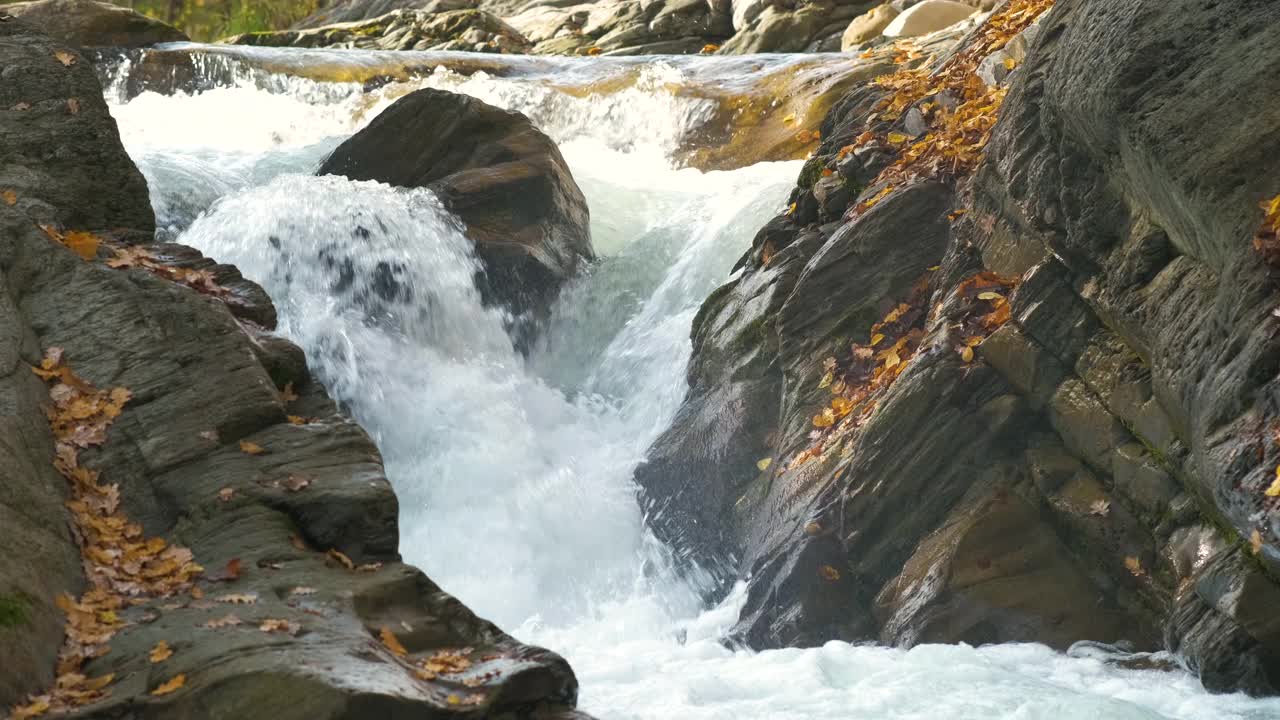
[379,626,408,657]
[216,593,257,605]
[2,189,15,205]
[259,618,300,635]
[217,487,235,503]
[1088,499,1111,517]
[1265,467,1280,497]
[149,640,173,663]
[150,674,186,696]
[238,440,266,456]
[206,558,241,582]
[818,564,841,582]
[203,614,242,629]
[326,549,355,570]
[67,97,79,115]
[54,50,76,66]
[1124,556,1145,577]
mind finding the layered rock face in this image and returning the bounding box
[227,8,532,53]
[317,88,592,329]
[636,0,1280,696]
[0,18,586,719]
[0,0,187,48]
[240,0,992,55]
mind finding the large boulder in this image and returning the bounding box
[881,0,975,38]
[0,19,588,719]
[0,0,187,48]
[637,0,1280,697]
[317,88,592,325]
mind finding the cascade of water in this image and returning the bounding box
[104,49,1280,720]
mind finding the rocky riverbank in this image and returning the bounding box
[636,0,1280,696]
[0,16,589,719]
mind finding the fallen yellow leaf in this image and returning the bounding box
[149,640,173,663]
[150,674,186,696]
[379,626,408,657]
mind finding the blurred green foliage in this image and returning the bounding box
[114,0,326,41]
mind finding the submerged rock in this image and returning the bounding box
[0,0,187,47]
[637,0,1280,696]
[0,20,588,719]
[317,87,593,329]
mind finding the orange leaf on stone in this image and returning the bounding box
[149,640,173,663]
[2,189,15,205]
[150,674,186,696]
[379,626,408,657]
[238,440,265,456]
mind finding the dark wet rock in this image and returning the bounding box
[0,17,153,237]
[0,0,187,48]
[317,87,592,326]
[293,0,478,29]
[0,21,588,719]
[637,0,1280,696]
[228,8,532,53]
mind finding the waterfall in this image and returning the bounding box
[105,47,1280,720]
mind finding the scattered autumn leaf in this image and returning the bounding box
[150,674,186,696]
[216,593,257,605]
[2,189,15,206]
[326,548,355,570]
[818,564,841,582]
[206,558,242,583]
[259,618,300,635]
[1088,499,1111,517]
[1124,556,1145,577]
[803,521,822,535]
[1266,468,1280,496]
[288,586,317,596]
[281,474,311,492]
[1251,529,1264,555]
[700,43,719,54]
[379,626,408,657]
[54,50,76,66]
[960,346,975,363]
[281,383,298,403]
[149,640,173,664]
[203,614,242,629]
[217,487,235,503]
[238,440,265,455]
[756,457,772,471]
[66,98,79,115]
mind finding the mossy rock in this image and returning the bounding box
[0,593,29,629]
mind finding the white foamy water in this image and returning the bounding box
[106,48,1280,720]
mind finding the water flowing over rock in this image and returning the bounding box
[317,87,592,327]
[0,0,187,48]
[0,20,587,719]
[636,0,1280,697]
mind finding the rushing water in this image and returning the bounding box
[105,46,1280,720]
